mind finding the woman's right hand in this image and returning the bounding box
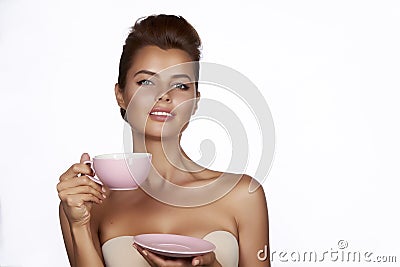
[57,153,107,227]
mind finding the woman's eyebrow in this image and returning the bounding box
[133,70,192,81]
[171,74,192,81]
[133,69,159,78]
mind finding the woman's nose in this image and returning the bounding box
[157,92,171,102]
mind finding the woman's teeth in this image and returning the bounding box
[150,111,173,117]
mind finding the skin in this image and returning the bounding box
[57,45,271,266]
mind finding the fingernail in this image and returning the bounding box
[142,250,148,256]
[193,259,200,266]
[102,194,107,199]
[102,187,106,193]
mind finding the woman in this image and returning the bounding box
[57,14,270,267]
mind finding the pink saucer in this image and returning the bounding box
[133,234,216,258]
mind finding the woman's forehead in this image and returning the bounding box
[129,45,196,79]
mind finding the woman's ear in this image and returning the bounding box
[114,83,126,109]
[192,91,201,115]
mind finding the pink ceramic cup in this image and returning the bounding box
[84,153,152,190]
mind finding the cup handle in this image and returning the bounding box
[82,160,103,185]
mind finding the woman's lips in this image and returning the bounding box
[148,108,174,122]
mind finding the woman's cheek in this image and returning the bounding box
[125,92,154,130]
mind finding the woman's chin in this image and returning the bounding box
[142,130,181,141]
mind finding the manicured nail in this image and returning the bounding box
[142,250,148,256]
[193,259,200,266]
[102,187,106,193]
[102,194,107,199]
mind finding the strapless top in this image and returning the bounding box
[101,231,239,266]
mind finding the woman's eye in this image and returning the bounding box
[172,83,189,90]
[137,79,153,86]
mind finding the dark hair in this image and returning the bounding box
[118,14,202,119]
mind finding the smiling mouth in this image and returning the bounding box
[149,111,173,117]
[148,110,175,122]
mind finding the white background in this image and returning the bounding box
[1,0,399,266]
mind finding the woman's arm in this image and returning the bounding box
[60,204,104,267]
[233,175,271,267]
[57,153,106,266]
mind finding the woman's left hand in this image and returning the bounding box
[133,244,221,267]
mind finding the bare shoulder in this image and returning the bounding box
[227,174,267,205]
[227,174,270,266]
[196,169,267,202]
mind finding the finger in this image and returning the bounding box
[146,251,188,266]
[78,193,103,205]
[63,184,105,200]
[102,184,111,198]
[133,244,190,266]
[57,175,103,193]
[58,175,102,191]
[59,191,103,206]
[133,244,169,266]
[60,163,94,181]
[81,153,96,176]
[192,252,216,266]
[133,244,155,266]
[80,153,90,163]
[61,193,102,206]
[140,250,168,266]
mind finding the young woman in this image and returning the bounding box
[57,14,270,267]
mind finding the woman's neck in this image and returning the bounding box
[131,132,196,182]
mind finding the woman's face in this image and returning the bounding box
[115,45,199,139]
